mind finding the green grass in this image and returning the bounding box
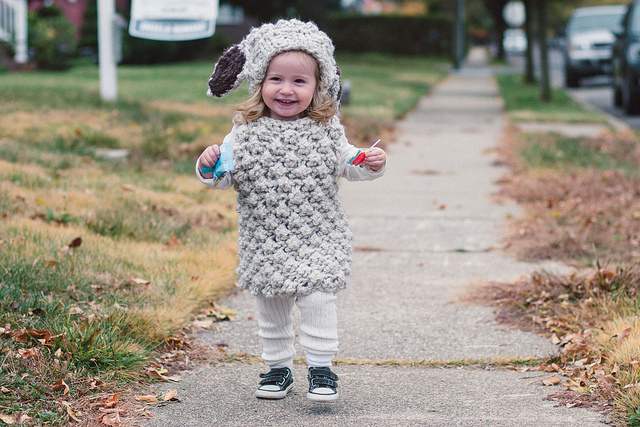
[0,53,448,121]
[520,132,639,176]
[338,53,449,120]
[497,73,607,124]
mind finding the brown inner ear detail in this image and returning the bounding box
[208,45,246,97]
[336,65,342,101]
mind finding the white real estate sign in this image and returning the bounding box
[129,0,218,41]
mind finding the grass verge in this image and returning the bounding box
[496,73,607,124]
[487,126,640,425]
[0,53,447,424]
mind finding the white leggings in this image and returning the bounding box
[255,292,338,369]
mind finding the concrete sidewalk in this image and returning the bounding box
[146,49,606,426]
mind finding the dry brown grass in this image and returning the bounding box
[495,127,640,266]
[484,126,640,424]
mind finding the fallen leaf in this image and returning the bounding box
[61,401,80,422]
[68,237,82,248]
[0,386,10,393]
[15,414,31,424]
[204,304,236,321]
[21,328,63,346]
[52,379,70,395]
[128,277,151,287]
[542,376,562,386]
[54,348,63,358]
[102,393,119,408]
[100,412,121,426]
[67,307,84,318]
[17,347,40,359]
[162,389,179,401]
[135,394,159,404]
[121,184,135,192]
[192,319,213,329]
[44,259,58,268]
[0,413,15,425]
[145,366,170,380]
[615,327,632,343]
[165,235,181,247]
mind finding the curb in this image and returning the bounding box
[566,90,631,132]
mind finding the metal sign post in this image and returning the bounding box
[13,0,27,63]
[98,0,117,101]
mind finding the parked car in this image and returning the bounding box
[563,5,626,88]
[612,1,640,114]
[503,28,527,55]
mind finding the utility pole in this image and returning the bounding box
[523,0,535,84]
[98,0,117,102]
[537,0,551,101]
[453,0,465,69]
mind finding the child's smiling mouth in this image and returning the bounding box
[276,99,297,106]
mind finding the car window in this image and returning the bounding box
[568,13,624,33]
[633,5,640,34]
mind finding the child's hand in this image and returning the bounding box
[199,145,220,178]
[364,147,386,172]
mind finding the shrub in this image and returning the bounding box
[323,14,452,56]
[28,10,77,70]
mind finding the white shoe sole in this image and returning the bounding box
[255,383,293,400]
[306,391,338,402]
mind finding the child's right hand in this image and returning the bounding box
[199,145,220,178]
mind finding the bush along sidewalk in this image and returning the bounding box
[484,120,640,425]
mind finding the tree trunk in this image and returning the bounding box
[523,0,536,84]
[482,0,508,60]
[496,20,506,60]
[537,0,551,101]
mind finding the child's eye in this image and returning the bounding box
[295,79,306,84]
[269,76,281,82]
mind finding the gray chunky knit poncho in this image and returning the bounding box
[232,116,352,297]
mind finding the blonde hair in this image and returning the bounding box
[233,51,338,125]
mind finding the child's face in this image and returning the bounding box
[261,51,317,121]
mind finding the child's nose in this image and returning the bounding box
[280,82,294,94]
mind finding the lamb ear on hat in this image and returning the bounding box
[207,45,246,97]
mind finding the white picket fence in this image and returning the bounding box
[0,0,27,63]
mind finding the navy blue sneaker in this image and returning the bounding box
[307,367,339,402]
[255,367,294,399]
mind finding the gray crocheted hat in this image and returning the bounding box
[207,19,341,101]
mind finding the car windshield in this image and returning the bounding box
[568,13,622,33]
[633,6,640,34]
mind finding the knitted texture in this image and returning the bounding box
[207,19,341,100]
[232,116,352,297]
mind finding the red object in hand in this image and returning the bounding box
[351,150,366,166]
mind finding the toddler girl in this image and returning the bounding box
[196,19,386,402]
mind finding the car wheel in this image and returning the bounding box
[613,84,623,107]
[623,74,640,115]
[565,68,580,88]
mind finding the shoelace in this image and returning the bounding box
[259,368,290,387]
[308,368,338,389]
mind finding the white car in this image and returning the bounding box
[563,5,626,87]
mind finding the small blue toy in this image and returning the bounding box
[199,142,234,179]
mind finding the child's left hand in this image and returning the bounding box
[364,147,386,172]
